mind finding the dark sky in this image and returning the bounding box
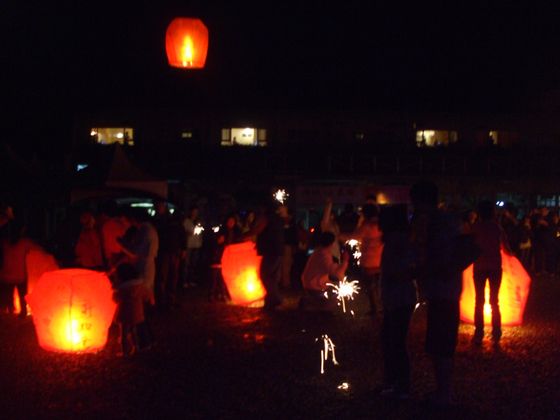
[2,1,560,151]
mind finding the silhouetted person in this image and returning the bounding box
[471,200,511,345]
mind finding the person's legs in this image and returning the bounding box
[392,304,415,394]
[260,255,283,309]
[119,323,134,355]
[361,267,378,313]
[15,281,28,316]
[473,270,487,341]
[425,299,459,405]
[488,268,503,341]
[381,309,396,389]
[154,253,170,306]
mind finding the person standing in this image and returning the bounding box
[410,180,462,408]
[112,263,155,356]
[74,211,104,270]
[242,200,285,311]
[182,206,203,287]
[279,205,297,289]
[321,197,341,262]
[377,205,417,400]
[299,231,349,311]
[0,218,44,317]
[118,208,159,295]
[339,203,384,315]
[471,200,511,345]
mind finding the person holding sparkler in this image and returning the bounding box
[338,203,383,315]
[410,180,462,408]
[299,231,349,311]
[377,205,417,400]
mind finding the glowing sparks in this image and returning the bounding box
[338,383,349,390]
[346,239,359,248]
[212,225,221,233]
[327,277,360,313]
[273,189,289,204]
[346,239,362,265]
[316,334,338,374]
[194,224,204,235]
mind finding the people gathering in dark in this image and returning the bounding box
[0,182,554,409]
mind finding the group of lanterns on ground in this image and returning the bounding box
[24,246,530,354]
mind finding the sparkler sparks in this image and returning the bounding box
[194,224,204,235]
[273,189,289,204]
[316,334,338,374]
[327,277,360,313]
[345,239,362,265]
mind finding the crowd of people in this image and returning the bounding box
[0,184,552,408]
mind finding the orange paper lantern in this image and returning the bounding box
[221,242,267,305]
[460,251,531,326]
[26,269,117,353]
[166,17,209,68]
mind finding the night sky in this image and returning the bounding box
[2,1,560,154]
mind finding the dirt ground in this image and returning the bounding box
[1,272,559,420]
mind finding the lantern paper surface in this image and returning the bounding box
[14,248,59,314]
[460,251,531,326]
[221,242,267,305]
[26,269,117,353]
[166,18,208,68]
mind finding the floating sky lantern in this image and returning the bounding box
[221,242,267,305]
[26,269,117,353]
[460,251,531,326]
[166,17,209,68]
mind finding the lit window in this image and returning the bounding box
[416,130,457,147]
[91,128,134,146]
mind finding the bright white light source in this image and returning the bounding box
[273,189,289,204]
[316,334,338,374]
[194,224,204,235]
[327,277,360,313]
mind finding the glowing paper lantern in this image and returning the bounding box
[166,17,209,68]
[221,242,267,305]
[460,251,531,326]
[26,269,117,353]
[14,248,59,315]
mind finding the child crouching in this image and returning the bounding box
[112,263,155,356]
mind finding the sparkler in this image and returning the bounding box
[345,239,362,265]
[316,334,338,374]
[194,223,204,235]
[327,277,360,313]
[273,189,289,204]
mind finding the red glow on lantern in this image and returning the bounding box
[166,18,208,68]
[221,242,267,305]
[460,251,531,326]
[26,269,116,353]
